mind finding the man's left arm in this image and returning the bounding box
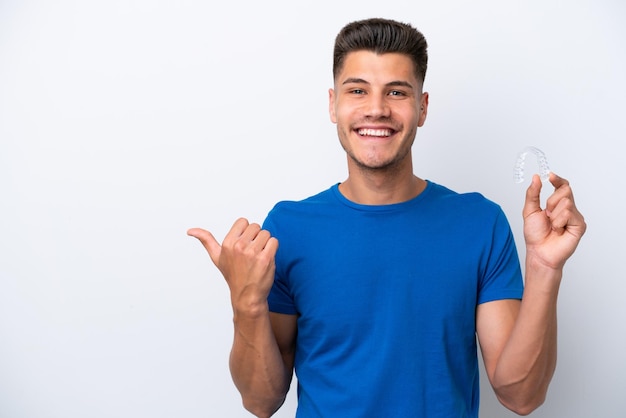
[477,172,587,415]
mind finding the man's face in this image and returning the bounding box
[329,51,428,172]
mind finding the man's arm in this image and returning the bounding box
[229,311,297,417]
[477,173,586,415]
[188,218,297,418]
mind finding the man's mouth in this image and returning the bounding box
[357,128,394,137]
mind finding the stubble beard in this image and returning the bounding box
[347,146,409,176]
[339,125,416,176]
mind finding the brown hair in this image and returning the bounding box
[333,18,428,85]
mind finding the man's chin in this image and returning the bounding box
[351,157,397,171]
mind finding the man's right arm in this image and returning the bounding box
[188,218,297,418]
[229,310,297,417]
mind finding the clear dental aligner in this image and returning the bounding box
[514,146,551,183]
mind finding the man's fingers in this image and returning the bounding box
[223,217,260,247]
[239,222,263,243]
[252,229,279,254]
[231,217,253,236]
[187,227,222,267]
[264,236,279,256]
[522,174,543,219]
[547,171,569,190]
[547,196,587,238]
[546,173,574,215]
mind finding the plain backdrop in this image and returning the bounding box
[1,0,625,417]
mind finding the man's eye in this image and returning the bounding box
[350,89,365,95]
[389,90,406,96]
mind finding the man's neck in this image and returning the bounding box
[338,170,426,205]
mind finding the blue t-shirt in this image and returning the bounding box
[264,181,523,417]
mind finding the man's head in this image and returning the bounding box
[333,18,428,88]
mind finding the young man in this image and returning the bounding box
[188,18,586,418]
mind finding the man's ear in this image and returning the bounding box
[329,88,337,123]
[418,91,429,127]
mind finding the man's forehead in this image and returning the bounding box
[336,52,420,87]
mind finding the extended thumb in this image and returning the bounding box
[187,227,221,266]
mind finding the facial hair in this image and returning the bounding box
[337,118,416,174]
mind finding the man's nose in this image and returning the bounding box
[363,95,391,118]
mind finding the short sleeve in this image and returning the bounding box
[478,209,524,304]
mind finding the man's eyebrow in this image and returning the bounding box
[342,77,369,85]
[341,78,414,89]
[387,80,414,89]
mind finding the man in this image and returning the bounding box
[188,18,586,417]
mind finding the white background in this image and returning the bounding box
[1,0,624,417]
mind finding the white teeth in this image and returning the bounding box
[358,128,391,137]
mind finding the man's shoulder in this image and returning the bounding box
[263,185,338,224]
[271,185,337,210]
[427,181,500,208]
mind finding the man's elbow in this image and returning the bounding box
[241,394,286,418]
[496,389,547,416]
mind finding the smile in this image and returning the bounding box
[357,128,394,137]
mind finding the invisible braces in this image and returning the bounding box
[514,146,550,183]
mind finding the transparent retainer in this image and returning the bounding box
[514,146,550,183]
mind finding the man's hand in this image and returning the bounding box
[523,172,587,270]
[187,218,279,314]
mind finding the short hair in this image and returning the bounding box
[333,18,428,85]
